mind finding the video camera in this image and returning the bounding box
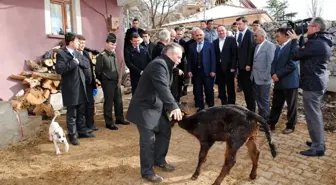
[287,18,312,35]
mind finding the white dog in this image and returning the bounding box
[49,111,69,155]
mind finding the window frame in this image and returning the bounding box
[50,0,72,34]
[45,0,82,38]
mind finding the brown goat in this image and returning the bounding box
[174,104,276,185]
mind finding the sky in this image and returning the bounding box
[251,0,335,20]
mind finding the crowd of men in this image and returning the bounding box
[55,16,332,183]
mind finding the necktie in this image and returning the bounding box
[238,32,243,45]
[197,43,202,52]
[137,47,140,53]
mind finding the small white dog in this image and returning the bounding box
[49,111,69,155]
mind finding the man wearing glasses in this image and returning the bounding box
[288,17,332,157]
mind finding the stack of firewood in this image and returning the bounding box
[9,46,100,118]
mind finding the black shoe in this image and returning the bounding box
[87,129,94,133]
[305,141,326,150]
[68,135,80,145]
[106,124,119,130]
[78,132,96,138]
[156,163,176,172]
[116,120,130,125]
[144,174,163,183]
[300,149,325,157]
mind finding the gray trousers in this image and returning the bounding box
[253,83,271,120]
[302,90,326,151]
[137,116,171,177]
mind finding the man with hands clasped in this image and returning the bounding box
[95,33,130,131]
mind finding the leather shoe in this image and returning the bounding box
[300,149,325,157]
[116,120,130,125]
[144,174,163,183]
[106,124,119,130]
[156,163,176,172]
[282,128,294,134]
[78,132,95,138]
[305,141,326,150]
[68,135,80,145]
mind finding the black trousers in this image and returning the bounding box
[238,69,255,111]
[137,115,171,177]
[193,71,214,109]
[217,70,236,105]
[101,80,124,126]
[268,88,298,129]
[67,103,87,136]
[171,73,183,103]
[85,84,96,129]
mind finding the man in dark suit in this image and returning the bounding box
[140,31,155,59]
[236,16,256,112]
[171,27,188,102]
[188,28,216,111]
[185,28,198,106]
[96,33,130,131]
[127,43,183,183]
[151,29,170,59]
[231,22,243,93]
[77,35,98,131]
[213,26,237,105]
[267,28,299,134]
[124,18,145,48]
[124,33,151,95]
[55,32,94,146]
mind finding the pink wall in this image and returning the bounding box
[0,0,124,100]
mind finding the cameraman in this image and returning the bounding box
[288,17,333,157]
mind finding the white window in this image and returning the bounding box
[44,0,82,36]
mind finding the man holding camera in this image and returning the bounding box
[288,17,332,157]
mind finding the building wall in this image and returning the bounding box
[0,0,124,100]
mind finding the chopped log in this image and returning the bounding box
[53,80,60,87]
[31,72,61,80]
[20,71,33,76]
[25,88,46,105]
[25,60,48,73]
[50,87,58,94]
[52,66,56,70]
[43,59,54,67]
[33,104,44,115]
[9,74,26,80]
[43,89,50,99]
[42,104,54,117]
[11,100,23,110]
[53,59,56,64]
[22,77,41,88]
[42,79,58,93]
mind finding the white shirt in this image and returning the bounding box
[66,47,75,56]
[255,40,266,55]
[280,39,291,50]
[197,41,204,52]
[219,37,226,52]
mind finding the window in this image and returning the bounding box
[50,0,72,35]
[45,0,82,37]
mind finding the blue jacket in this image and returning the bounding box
[187,41,216,76]
[271,40,300,90]
[291,32,332,91]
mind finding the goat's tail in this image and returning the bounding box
[52,111,60,123]
[248,112,277,158]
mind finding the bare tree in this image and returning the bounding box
[307,0,324,17]
[142,0,182,28]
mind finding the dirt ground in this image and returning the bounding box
[0,87,336,185]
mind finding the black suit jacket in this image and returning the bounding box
[152,42,165,59]
[213,36,237,73]
[124,27,145,48]
[126,55,179,130]
[237,29,255,70]
[55,47,89,106]
[82,50,97,89]
[124,45,151,80]
[174,39,188,73]
[141,42,155,60]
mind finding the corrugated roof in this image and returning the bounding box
[163,5,270,26]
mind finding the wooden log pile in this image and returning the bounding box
[9,46,100,118]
